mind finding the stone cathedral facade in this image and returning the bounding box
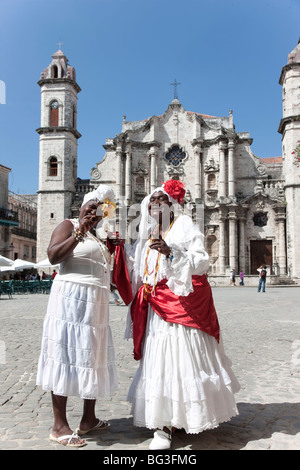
[37,42,300,280]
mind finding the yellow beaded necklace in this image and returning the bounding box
[144,219,175,297]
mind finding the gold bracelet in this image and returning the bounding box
[72,228,87,242]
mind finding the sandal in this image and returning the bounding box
[49,432,86,447]
[76,419,109,436]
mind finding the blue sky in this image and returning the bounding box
[0,0,299,194]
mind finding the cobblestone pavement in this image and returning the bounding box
[0,285,300,452]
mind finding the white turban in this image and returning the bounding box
[81,184,115,207]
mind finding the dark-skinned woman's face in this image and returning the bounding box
[148,191,172,221]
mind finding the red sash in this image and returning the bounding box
[130,275,220,360]
[107,238,133,305]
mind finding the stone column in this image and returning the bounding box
[228,139,235,198]
[149,146,157,192]
[125,148,132,205]
[228,207,238,270]
[276,211,287,275]
[218,208,227,274]
[194,144,202,202]
[238,211,246,273]
[219,142,226,198]
[116,145,122,201]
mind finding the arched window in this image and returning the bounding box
[50,100,59,127]
[49,157,58,176]
[51,65,58,78]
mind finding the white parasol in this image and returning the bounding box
[35,258,59,268]
[0,255,14,267]
[13,258,37,270]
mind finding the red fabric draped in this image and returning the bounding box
[130,275,220,360]
[107,238,133,306]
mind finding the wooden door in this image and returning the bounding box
[250,240,272,274]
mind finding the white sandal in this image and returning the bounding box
[149,429,172,450]
[49,432,86,447]
[76,419,109,435]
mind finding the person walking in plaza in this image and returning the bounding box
[257,265,267,292]
[125,179,240,450]
[230,268,236,286]
[239,271,244,286]
[36,184,119,447]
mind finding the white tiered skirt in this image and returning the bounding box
[36,280,118,399]
[128,307,240,433]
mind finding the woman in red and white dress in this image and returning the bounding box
[125,180,240,450]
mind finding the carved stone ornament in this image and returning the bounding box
[256,164,267,177]
[90,167,101,180]
[132,161,148,174]
[166,164,184,177]
[256,201,265,210]
[204,158,219,173]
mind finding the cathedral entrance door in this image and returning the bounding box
[250,240,272,274]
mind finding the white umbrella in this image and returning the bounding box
[13,258,37,270]
[35,258,59,268]
[0,255,14,267]
[0,265,15,272]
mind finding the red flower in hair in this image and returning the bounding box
[162,179,186,204]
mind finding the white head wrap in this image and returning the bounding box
[81,184,115,207]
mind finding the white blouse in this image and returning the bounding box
[126,215,210,297]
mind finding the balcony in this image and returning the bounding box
[0,207,19,226]
[11,227,36,240]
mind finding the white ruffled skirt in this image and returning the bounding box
[36,280,118,399]
[127,307,240,433]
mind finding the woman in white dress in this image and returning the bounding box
[126,180,240,450]
[36,185,119,447]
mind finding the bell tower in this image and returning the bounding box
[279,40,300,278]
[36,48,81,261]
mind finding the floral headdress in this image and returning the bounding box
[99,199,117,219]
[161,179,186,204]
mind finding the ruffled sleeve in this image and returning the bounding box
[166,215,210,296]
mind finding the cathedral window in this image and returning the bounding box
[253,212,268,227]
[50,100,59,127]
[49,157,58,176]
[165,145,186,167]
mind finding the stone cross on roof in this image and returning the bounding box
[170,79,181,100]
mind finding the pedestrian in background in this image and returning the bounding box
[230,269,236,286]
[257,265,267,292]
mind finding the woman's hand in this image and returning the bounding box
[108,237,123,246]
[149,238,171,257]
[107,231,123,247]
[78,212,99,234]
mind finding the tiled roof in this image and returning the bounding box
[261,157,282,164]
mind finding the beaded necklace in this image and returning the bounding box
[87,230,111,273]
[73,218,110,273]
[144,219,175,297]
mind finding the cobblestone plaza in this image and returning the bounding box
[0,286,299,450]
